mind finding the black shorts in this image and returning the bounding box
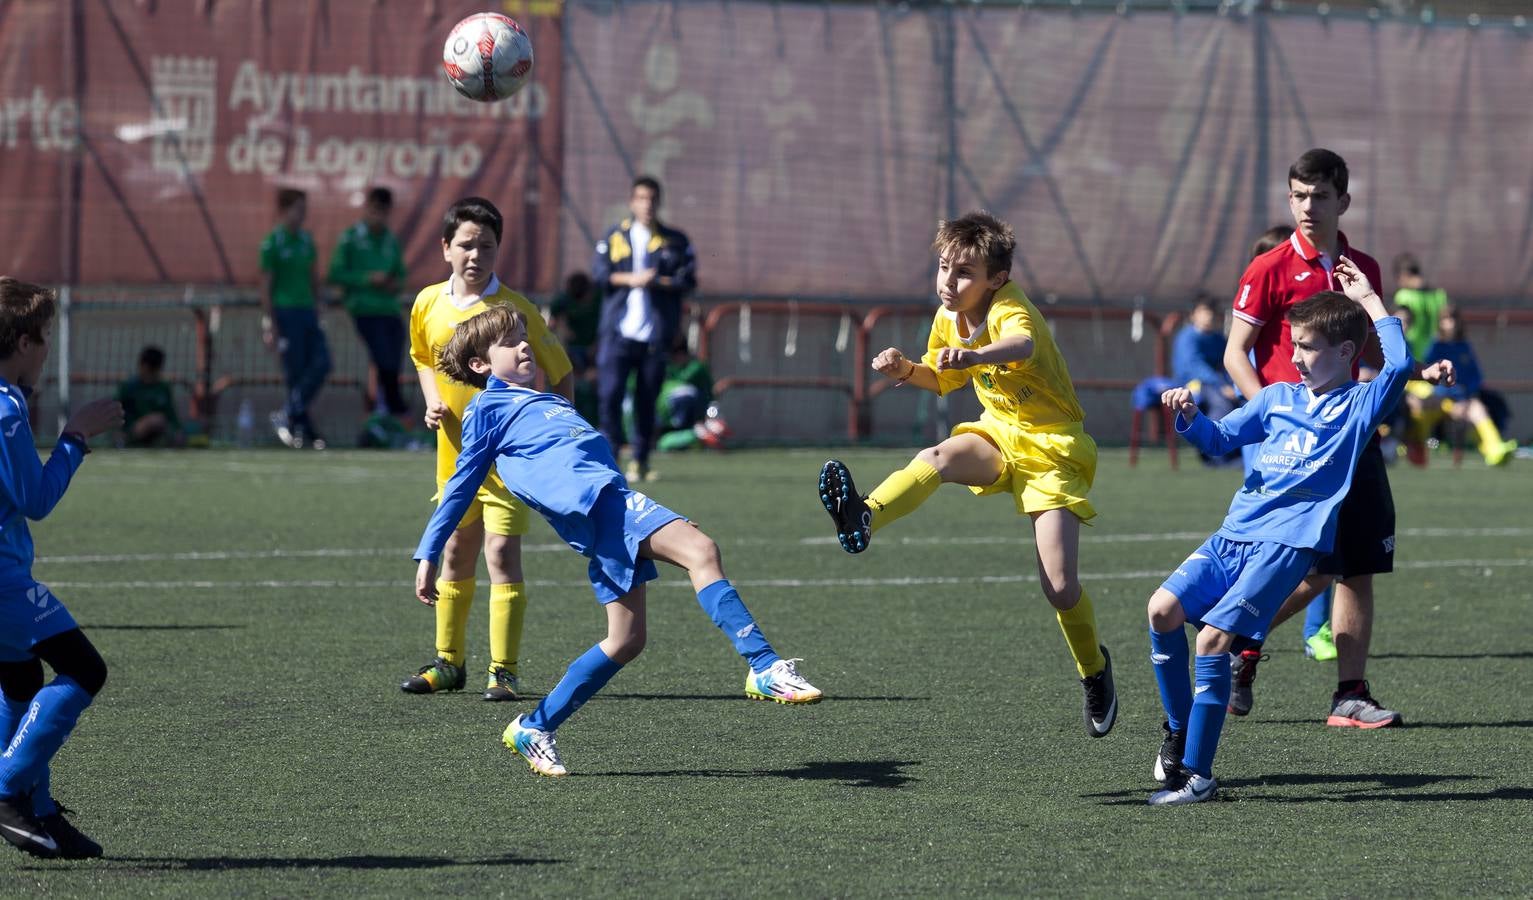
[1315,437,1395,579]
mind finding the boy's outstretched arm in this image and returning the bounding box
[1337,256,1414,423]
[412,407,500,603]
[1163,385,1267,458]
[0,397,121,520]
[872,347,941,394]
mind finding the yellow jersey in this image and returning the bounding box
[409,275,573,485]
[923,281,1085,431]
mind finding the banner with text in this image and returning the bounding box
[0,0,563,290]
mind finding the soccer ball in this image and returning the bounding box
[441,13,534,103]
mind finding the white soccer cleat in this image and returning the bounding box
[746,658,824,704]
[503,714,568,777]
[1148,766,1218,806]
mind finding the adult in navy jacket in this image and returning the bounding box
[590,175,698,482]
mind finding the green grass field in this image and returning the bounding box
[10,447,1532,896]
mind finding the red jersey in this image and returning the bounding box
[1231,229,1382,387]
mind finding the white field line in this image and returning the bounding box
[35,558,1533,592]
[36,526,1533,565]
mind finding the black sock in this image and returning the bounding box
[1337,679,1366,696]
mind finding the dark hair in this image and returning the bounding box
[0,277,56,359]
[366,186,394,208]
[276,188,306,212]
[139,345,166,369]
[1289,148,1349,196]
[1250,224,1293,260]
[441,196,503,244]
[932,211,1015,278]
[564,271,592,296]
[1288,291,1367,358]
[1437,304,1465,339]
[1191,292,1219,315]
[1392,251,1422,279]
[439,304,526,389]
[632,175,662,201]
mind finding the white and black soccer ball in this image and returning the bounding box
[441,12,534,103]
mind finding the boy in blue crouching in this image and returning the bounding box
[1146,257,1413,805]
[414,305,822,777]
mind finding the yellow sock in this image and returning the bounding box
[489,582,527,675]
[1474,417,1507,461]
[434,578,475,667]
[1056,589,1105,678]
[865,459,942,532]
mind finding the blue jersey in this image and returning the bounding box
[0,379,88,589]
[415,376,625,563]
[1175,316,1410,553]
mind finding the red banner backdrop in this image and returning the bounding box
[0,0,563,290]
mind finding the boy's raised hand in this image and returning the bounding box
[1161,386,1198,420]
[1334,256,1377,302]
[415,560,439,605]
[63,397,124,438]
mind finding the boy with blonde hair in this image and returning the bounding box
[401,197,574,702]
[415,305,821,776]
[817,211,1116,738]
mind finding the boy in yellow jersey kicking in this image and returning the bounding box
[818,211,1117,737]
[402,197,574,701]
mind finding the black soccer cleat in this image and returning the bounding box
[1228,648,1268,717]
[40,805,102,859]
[818,460,872,554]
[0,794,59,859]
[1080,645,1118,738]
[400,657,466,694]
[1153,721,1187,784]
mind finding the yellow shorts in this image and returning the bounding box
[430,478,530,536]
[951,416,1098,522]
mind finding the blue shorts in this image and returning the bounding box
[1159,535,1317,641]
[0,581,79,662]
[585,487,683,604]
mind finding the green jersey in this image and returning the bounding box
[1393,286,1449,361]
[328,221,408,317]
[116,377,178,429]
[259,225,318,309]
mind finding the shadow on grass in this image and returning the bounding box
[598,693,928,702]
[76,852,558,871]
[1087,772,1533,804]
[575,758,919,788]
[1257,719,1533,730]
[1370,652,1533,660]
[83,624,242,631]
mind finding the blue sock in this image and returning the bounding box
[0,695,50,814]
[1149,626,1192,733]
[1302,586,1332,642]
[522,644,623,734]
[1182,654,1231,778]
[0,695,26,747]
[697,580,779,672]
[0,677,92,799]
